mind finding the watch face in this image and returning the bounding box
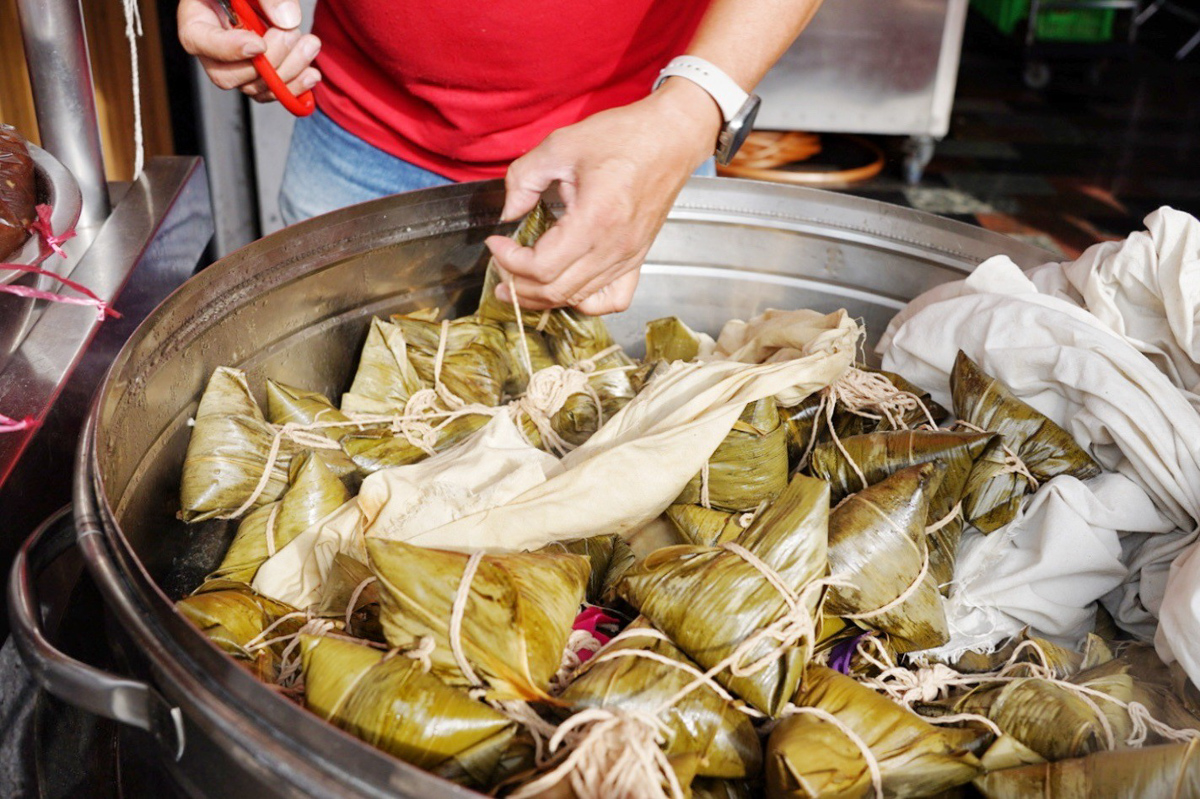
[716,94,761,165]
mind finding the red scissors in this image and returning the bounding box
[216,0,316,117]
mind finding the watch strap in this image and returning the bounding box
[653,56,749,123]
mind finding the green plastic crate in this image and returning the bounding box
[971,0,1116,42]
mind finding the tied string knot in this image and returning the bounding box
[508,707,684,799]
[872,662,962,705]
[954,420,1040,491]
[550,628,605,694]
[28,204,76,258]
[510,365,602,456]
[797,365,938,487]
[0,411,37,434]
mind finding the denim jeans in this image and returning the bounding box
[279,108,719,226]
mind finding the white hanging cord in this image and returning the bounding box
[122,0,145,179]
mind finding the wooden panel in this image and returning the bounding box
[0,0,174,181]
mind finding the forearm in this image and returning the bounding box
[684,0,824,91]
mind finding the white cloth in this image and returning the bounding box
[1027,207,1200,400]
[252,414,559,607]
[879,251,1200,681]
[402,310,857,552]
[254,310,858,607]
[926,473,1170,660]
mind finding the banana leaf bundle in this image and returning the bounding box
[618,474,830,716]
[341,317,427,414]
[826,462,950,653]
[180,367,305,522]
[978,734,1047,771]
[765,665,983,799]
[974,740,1200,799]
[1114,644,1200,741]
[177,580,301,679]
[300,635,525,789]
[676,398,790,512]
[339,414,492,473]
[502,322,556,394]
[388,314,510,407]
[476,201,635,441]
[808,429,1002,592]
[367,537,589,702]
[779,369,948,469]
[204,454,351,587]
[645,316,705,364]
[940,665,1133,761]
[316,552,383,641]
[942,630,1114,678]
[666,504,751,547]
[558,624,763,779]
[263,379,361,478]
[538,534,636,605]
[951,351,1101,533]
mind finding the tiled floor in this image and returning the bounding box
[829,11,1200,260]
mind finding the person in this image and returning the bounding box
[179,0,823,313]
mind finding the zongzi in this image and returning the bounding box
[559,624,762,779]
[368,537,589,702]
[826,462,950,653]
[952,351,1101,533]
[618,474,829,716]
[301,634,521,789]
[765,665,983,799]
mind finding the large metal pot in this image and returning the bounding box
[10,178,1053,798]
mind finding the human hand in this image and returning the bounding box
[178,0,321,104]
[485,78,722,315]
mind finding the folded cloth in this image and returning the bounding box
[923,473,1170,661]
[879,248,1200,683]
[1027,207,1200,402]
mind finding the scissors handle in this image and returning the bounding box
[229,0,315,117]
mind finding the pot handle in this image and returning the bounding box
[7,506,186,760]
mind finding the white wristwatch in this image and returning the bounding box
[653,56,761,165]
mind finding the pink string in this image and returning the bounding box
[0,412,37,434]
[0,262,119,321]
[572,607,621,663]
[28,204,76,258]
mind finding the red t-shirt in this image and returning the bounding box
[311,1,710,181]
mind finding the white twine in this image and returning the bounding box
[508,707,684,799]
[954,420,1040,490]
[263,503,280,557]
[925,501,963,536]
[344,576,377,628]
[836,495,932,622]
[699,462,712,509]
[855,634,1200,753]
[122,0,145,179]
[506,274,536,378]
[448,551,485,689]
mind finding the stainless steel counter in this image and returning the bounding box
[754,0,970,182]
[0,157,212,635]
